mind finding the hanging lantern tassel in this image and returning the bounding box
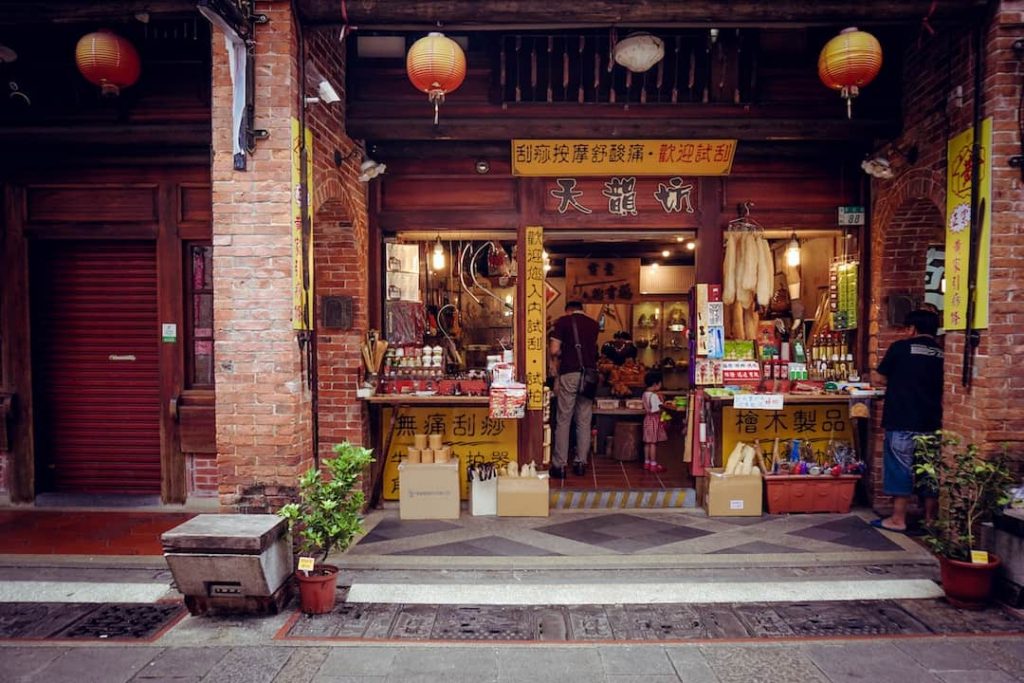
[818,27,882,120]
[407,32,466,126]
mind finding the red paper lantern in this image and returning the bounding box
[406,32,466,125]
[75,30,141,97]
[817,27,882,118]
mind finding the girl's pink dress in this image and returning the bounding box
[642,391,667,443]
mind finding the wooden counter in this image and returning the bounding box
[364,394,490,406]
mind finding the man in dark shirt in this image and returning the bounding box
[873,309,943,532]
[549,301,600,478]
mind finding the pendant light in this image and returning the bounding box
[785,233,801,267]
[431,236,446,271]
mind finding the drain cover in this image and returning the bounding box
[284,599,1024,643]
[0,603,183,641]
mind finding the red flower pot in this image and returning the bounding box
[295,564,339,614]
[939,554,1001,610]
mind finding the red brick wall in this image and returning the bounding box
[210,2,315,510]
[187,455,219,497]
[305,29,371,459]
[869,3,1024,508]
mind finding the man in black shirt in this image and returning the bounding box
[549,301,600,478]
[873,309,943,532]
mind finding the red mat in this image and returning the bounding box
[0,511,194,556]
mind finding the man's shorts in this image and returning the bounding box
[883,430,938,498]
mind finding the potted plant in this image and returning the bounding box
[278,442,374,614]
[913,430,1013,609]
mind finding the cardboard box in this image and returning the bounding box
[399,462,460,520]
[497,477,550,517]
[704,468,763,517]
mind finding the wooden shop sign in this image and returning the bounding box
[512,139,737,177]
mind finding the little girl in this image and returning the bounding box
[642,370,668,473]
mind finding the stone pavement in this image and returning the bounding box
[4,636,1024,682]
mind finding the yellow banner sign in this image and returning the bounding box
[291,118,314,331]
[524,226,546,410]
[944,119,991,330]
[512,139,736,176]
[380,407,519,500]
[722,404,855,465]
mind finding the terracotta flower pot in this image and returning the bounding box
[939,554,1001,610]
[295,563,339,614]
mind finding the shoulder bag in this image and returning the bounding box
[571,315,600,399]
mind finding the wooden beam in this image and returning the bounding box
[0,125,210,148]
[0,0,195,23]
[298,0,981,27]
[349,116,898,143]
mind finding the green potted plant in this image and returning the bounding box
[278,442,374,614]
[913,430,1013,609]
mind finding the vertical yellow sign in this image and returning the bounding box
[291,118,315,331]
[524,226,546,410]
[944,119,991,330]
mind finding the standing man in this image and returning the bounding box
[872,309,943,532]
[549,301,599,478]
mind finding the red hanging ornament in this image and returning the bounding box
[75,30,141,97]
[406,32,466,125]
[817,27,882,119]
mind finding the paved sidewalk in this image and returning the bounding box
[4,636,1024,682]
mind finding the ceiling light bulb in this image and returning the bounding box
[661,250,670,258]
[686,241,696,251]
[651,262,660,269]
[432,238,445,270]
[676,235,684,242]
[785,234,801,267]
[542,250,548,259]
[543,263,551,273]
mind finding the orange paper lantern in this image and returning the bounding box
[76,30,141,97]
[818,27,882,118]
[406,32,466,125]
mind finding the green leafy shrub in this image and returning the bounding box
[278,442,374,562]
[913,430,1013,562]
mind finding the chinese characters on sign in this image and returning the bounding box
[565,258,640,303]
[722,404,855,463]
[944,119,992,330]
[513,139,737,176]
[525,226,546,411]
[290,118,314,331]
[381,407,519,501]
[549,177,696,216]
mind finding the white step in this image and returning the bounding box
[346,578,943,605]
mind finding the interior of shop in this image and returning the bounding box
[375,224,857,494]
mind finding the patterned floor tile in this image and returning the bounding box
[536,514,711,552]
[788,516,903,551]
[392,536,561,557]
[709,541,807,554]
[358,518,462,544]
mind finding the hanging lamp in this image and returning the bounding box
[75,30,141,96]
[406,32,466,125]
[817,27,882,119]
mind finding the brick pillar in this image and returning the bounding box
[306,29,371,459]
[210,2,313,511]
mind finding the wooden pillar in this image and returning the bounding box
[696,178,724,285]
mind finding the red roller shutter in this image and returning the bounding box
[30,240,161,494]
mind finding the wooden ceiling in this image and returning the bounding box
[296,0,984,28]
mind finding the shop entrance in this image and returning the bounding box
[29,240,162,495]
[544,231,696,496]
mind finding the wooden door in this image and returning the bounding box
[30,240,161,494]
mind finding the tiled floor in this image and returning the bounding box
[549,456,691,490]
[345,509,923,561]
[0,511,194,556]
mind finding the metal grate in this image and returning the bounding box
[0,602,184,641]
[284,599,1024,642]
